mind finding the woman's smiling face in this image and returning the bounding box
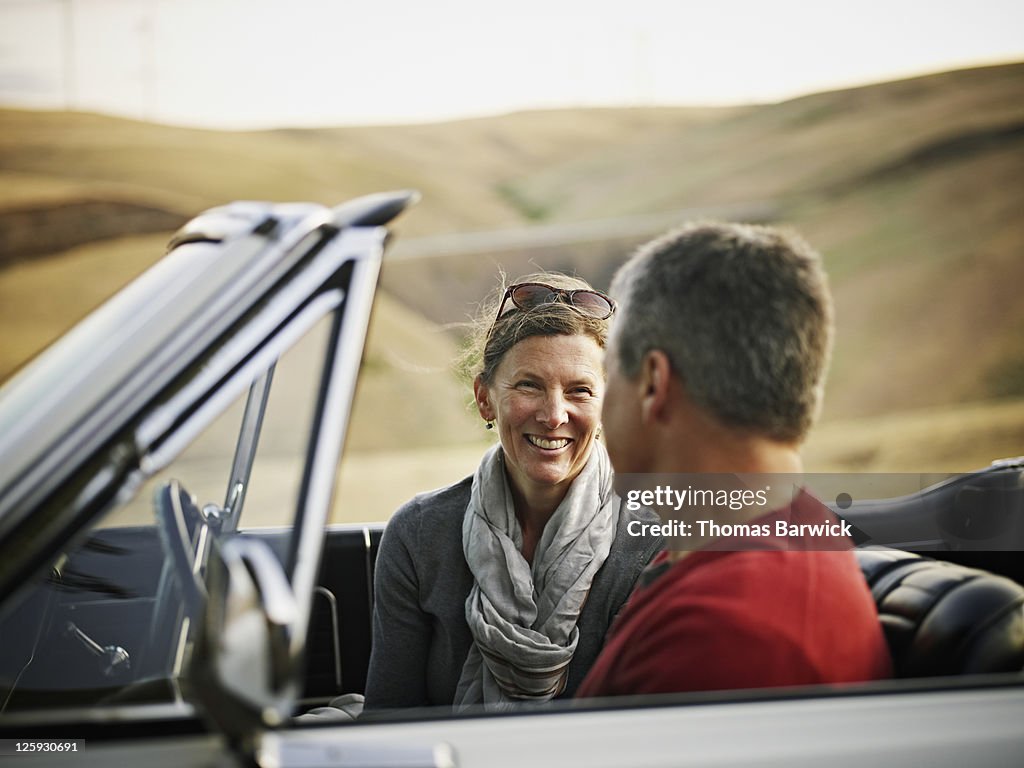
[474,333,604,503]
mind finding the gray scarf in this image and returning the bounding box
[454,442,618,711]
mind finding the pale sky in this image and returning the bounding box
[0,0,1021,129]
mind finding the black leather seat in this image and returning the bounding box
[855,547,1024,677]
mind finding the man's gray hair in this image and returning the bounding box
[610,222,834,442]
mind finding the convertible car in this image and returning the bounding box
[0,193,1022,767]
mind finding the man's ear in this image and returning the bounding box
[639,349,673,425]
[473,375,495,422]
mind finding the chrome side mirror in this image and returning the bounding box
[188,536,300,746]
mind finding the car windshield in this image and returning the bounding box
[0,194,400,727]
[0,311,332,717]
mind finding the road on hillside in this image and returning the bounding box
[388,201,779,260]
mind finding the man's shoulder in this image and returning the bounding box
[645,548,865,613]
[616,552,783,647]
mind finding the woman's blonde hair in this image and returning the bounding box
[459,272,610,385]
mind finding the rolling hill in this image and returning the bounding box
[1,62,1022,492]
[380,62,1024,421]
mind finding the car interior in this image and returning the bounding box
[3,470,1024,718]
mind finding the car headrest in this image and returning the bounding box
[855,547,1024,677]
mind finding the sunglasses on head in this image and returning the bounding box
[492,282,617,328]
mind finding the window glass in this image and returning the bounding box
[332,287,489,524]
[0,309,338,714]
[242,315,329,528]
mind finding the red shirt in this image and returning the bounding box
[578,493,891,697]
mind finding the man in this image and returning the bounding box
[578,222,891,697]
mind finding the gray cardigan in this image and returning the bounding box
[364,476,662,709]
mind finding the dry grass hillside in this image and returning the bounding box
[1,63,1022,502]
[0,105,733,260]
[381,63,1024,422]
[504,63,1024,218]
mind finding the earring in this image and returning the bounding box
[596,427,603,440]
[485,420,494,430]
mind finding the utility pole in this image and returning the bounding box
[62,0,76,110]
[140,0,157,121]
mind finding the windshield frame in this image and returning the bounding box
[0,194,411,733]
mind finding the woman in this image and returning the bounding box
[364,273,661,711]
